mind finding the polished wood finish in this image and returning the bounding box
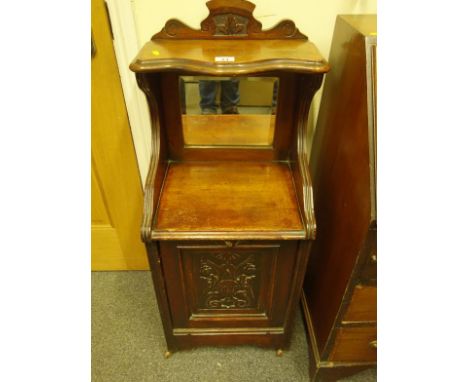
[147,240,312,352]
[182,114,275,146]
[290,74,323,240]
[159,240,298,350]
[130,0,328,76]
[301,14,377,380]
[155,162,304,238]
[91,0,147,270]
[152,0,307,40]
[131,0,328,353]
[151,71,299,162]
[359,228,377,285]
[130,0,329,76]
[329,327,377,362]
[136,74,169,243]
[301,293,375,382]
[342,285,377,323]
[130,40,329,75]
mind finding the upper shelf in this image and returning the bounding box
[130,0,329,75]
[130,39,329,75]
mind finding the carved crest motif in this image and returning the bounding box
[200,252,257,309]
[215,14,248,36]
[152,0,307,40]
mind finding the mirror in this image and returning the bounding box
[180,76,279,146]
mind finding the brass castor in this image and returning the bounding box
[276,349,283,357]
[164,351,172,359]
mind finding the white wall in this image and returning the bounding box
[129,0,377,168]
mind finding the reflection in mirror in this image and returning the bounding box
[180,76,279,146]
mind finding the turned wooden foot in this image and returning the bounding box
[276,348,283,357]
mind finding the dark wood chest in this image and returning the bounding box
[301,14,377,380]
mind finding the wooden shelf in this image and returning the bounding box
[153,161,305,240]
[130,39,329,75]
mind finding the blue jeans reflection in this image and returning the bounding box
[199,79,240,114]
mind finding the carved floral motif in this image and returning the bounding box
[214,14,248,36]
[200,252,257,309]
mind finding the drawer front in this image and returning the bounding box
[329,327,377,362]
[342,284,376,323]
[159,240,299,330]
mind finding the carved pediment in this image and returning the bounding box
[214,14,248,36]
[152,0,307,40]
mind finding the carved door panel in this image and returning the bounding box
[159,241,299,329]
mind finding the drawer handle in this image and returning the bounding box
[370,253,377,264]
[369,340,377,349]
[225,241,233,247]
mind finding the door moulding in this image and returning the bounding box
[104,0,151,184]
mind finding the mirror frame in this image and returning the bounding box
[179,75,279,148]
[156,71,298,161]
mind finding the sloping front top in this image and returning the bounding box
[340,14,377,37]
[130,39,329,75]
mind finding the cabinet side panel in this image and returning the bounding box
[145,243,177,351]
[304,16,373,353]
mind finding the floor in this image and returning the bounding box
[92,271,377,382]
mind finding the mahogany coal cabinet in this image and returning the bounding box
[130,0,329,356]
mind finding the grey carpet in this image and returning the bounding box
[92,271,376,382]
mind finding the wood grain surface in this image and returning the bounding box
[155,162,304,235]
[342,285,377,323]
[130,39,329,75]
[133,0,324,354]
[303,14,375,352]
[152,0,308,41]
[329,327,377,362]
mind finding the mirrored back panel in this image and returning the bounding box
[180,76,279,147]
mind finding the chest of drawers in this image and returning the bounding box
[301,14,377,381]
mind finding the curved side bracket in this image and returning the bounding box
[152,0,307,40]
[136,73,168,242]
[292,75,324,240]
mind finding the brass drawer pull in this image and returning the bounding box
[369,340,377,349]
[370,253,377,264]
